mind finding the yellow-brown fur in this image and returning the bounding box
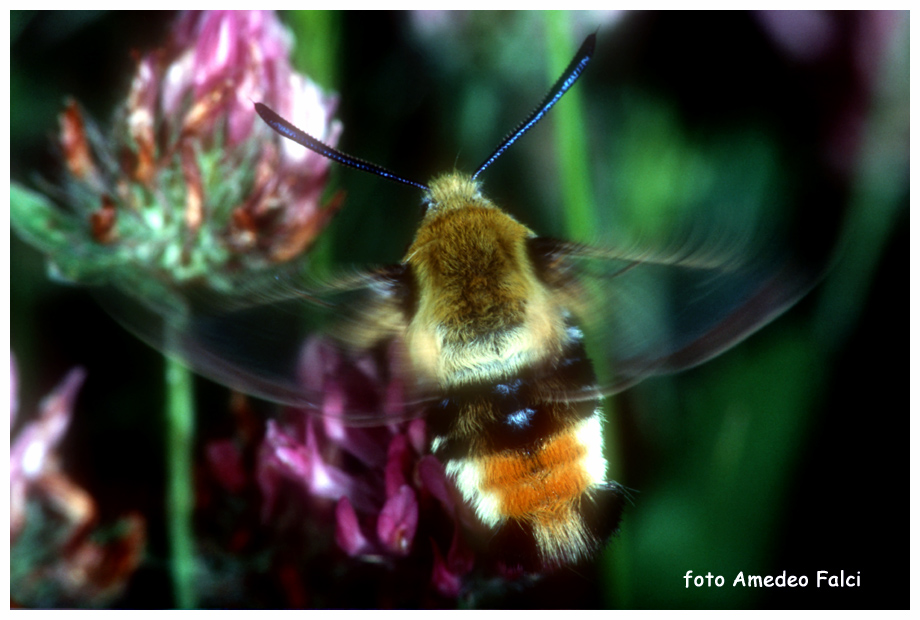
[404,173,569,387]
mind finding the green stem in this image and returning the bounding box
[165,354,196,609]
[545,12,597,241]
[544,13,631,607]
[287,10,341,91]
[285,10,342,277]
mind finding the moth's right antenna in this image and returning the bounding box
[473,33,596,180]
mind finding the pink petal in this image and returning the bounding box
[430,538,464,599]
[384,434,410,498]
[10,366,86,539]
[296,337,337,394]
[262,419,311,480]
[407,418,427,455]
[299,419,354,502]
[417,455,456,514]
[11,367,86,480]
[334,497,372,557]
[256,420,301,519]
[322,414,387,468]
[376,485,418,557]
[445,525,475,577]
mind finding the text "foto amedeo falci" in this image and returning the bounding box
[683,570,861,588]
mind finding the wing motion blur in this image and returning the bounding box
[95,260,432,425]
[98,225,816,423]
[526,237,816,400]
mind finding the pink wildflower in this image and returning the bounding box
[10,356,145,607]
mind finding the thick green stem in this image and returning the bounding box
[164,354,196,609]
[545,12,597,242]
[544,13,631,606]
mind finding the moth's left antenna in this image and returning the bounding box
[254,102,429,192]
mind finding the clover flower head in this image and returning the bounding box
[14,10,342,300]
[253,336,479,600]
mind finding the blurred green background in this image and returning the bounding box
[10,10,908,608]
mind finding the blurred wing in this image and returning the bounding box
[95,262,431,425]
[529,238,818,399]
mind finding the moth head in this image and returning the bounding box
[422,173,489,215]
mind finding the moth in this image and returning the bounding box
[119,34,812,569]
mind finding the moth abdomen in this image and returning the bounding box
[430,331,620,569]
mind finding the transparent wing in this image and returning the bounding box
[529,237,819,400]
[95,261,434,425]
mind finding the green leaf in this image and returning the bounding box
[11,183,84,255]
[11,182,121,284]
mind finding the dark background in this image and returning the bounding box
[10,10,908,608]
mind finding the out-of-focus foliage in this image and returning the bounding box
[10,10,907,608]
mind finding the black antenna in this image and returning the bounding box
[254,102,429,192]
[473,33,596,180]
